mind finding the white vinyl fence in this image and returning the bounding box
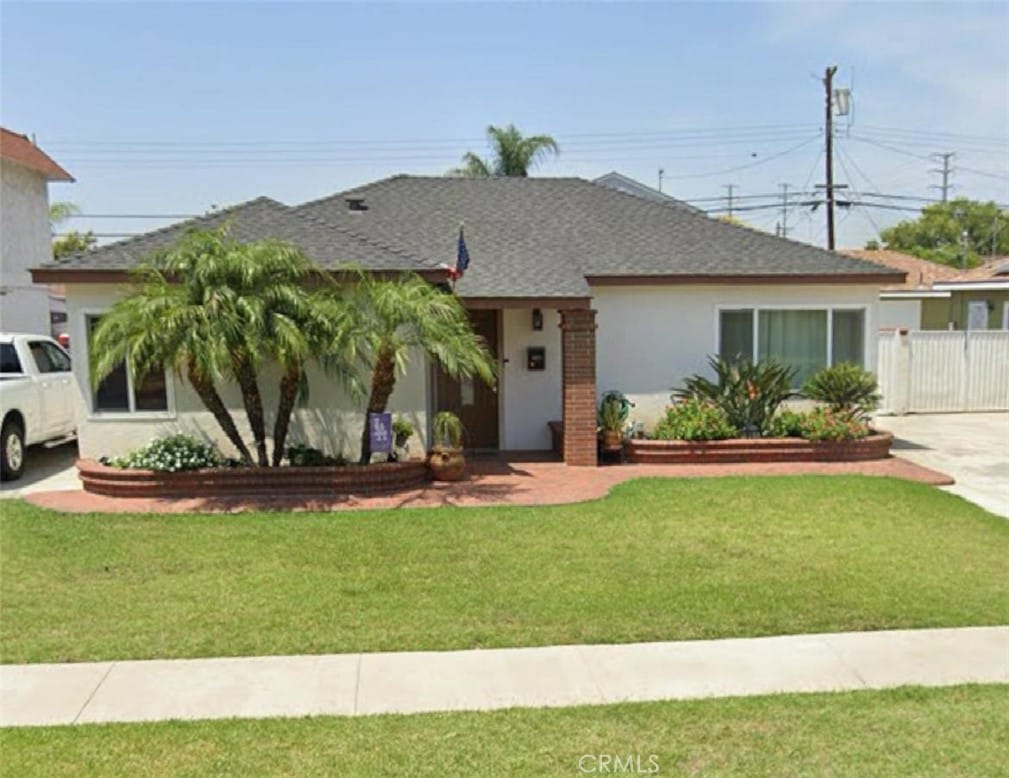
[877,330,1009,414]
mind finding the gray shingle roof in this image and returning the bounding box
[295,176,901,297]
[48,197,428,273]
[49,176,901,298]
[593,171,702,213]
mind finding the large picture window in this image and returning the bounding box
[86,315,169,413]
[719,307,866,385]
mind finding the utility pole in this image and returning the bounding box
[723,184,737,217]
[824,65,838,250]
[930,152,954,202]
[779,183,790,238]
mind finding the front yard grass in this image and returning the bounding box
[2,685,1007,776]
[2,476,1008,663]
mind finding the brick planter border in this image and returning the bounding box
[624,432,893,464]
[77,458,430,499]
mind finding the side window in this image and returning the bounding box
[87,315,169,413]
[28,342,56,374]
[41,342,72,372]
[0,343,22,374]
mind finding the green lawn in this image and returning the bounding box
[3,685,1007,776]
[2,476,1008,664]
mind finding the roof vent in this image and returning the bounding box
[345,197,368,212]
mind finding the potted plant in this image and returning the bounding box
[598,394,625,449]
[391,416,414,461]
[427,411,466,481]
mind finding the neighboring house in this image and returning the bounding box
[593,171,703,213]
[33,176,901,466]
[845,249,1009,331]
[0,128,74,334]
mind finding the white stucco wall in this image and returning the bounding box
[65,284,430,460]
[878,298,922,331]
[593,284,881,432]
[0,160,53,334]
[499,308,562,450]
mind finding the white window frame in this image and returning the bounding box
[82,310,176,420]
[714,304,869,369]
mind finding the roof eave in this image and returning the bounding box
[31,266,449,285]
[586,272,905,286]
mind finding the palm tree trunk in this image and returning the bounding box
[358,345,397,464]
[272,363,301,467]
[186,360,253,465]
[233,355,269,467]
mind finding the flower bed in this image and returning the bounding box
[624,432,893,464]
[77,458,430,499]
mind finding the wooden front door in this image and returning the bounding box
[434,309,499,450]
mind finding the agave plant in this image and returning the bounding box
[676,355,796,437]
[802,363,881,422]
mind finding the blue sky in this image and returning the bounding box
[3,1,1007,249]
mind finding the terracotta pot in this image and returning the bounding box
[427,447,466,481]
[601,430,623,448]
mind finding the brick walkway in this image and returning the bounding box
[24,456,953,514]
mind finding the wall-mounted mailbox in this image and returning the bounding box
[526,346,546,371]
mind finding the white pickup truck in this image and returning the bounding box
[0,333,77,480]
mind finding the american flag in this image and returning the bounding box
[456,225,470,277]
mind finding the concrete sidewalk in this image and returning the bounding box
[2,627,1006,727]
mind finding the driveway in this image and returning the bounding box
[875,413,1009,519]
[0,441,80,499]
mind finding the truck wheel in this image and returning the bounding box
[1,420,25,481]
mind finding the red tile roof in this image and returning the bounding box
[0,128,74,182]
[841,249,955,291]
[952,256,1009,281]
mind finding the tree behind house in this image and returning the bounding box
[879,198,1009,268]
[451,124,559,177]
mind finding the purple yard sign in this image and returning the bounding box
[368,412,393,454]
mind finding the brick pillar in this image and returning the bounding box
[559,308,598,467]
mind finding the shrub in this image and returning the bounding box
[677,355,796,436]
[768,409,805,438]
[652,398,738,441]
[798,407,870,441]
[286,444,345,467]
[802,363,881,422]
[392,417,414,444]
[110,434,221,472]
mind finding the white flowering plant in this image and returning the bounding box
[110,434,222,472]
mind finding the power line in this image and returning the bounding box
[62,213,200,219]
[42,123,823,149]
[860,124,1009,145]
[662,136,822,180]
[835,150,885,240]
[848,135,934,162]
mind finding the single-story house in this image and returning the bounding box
[33,175,903,466]
[845,249,1009,332]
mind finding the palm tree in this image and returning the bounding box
[451,124,559,178]
[49,201,97,259]
[351,271,497,463]
[49,201,80,224]
[91,228,362,467]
